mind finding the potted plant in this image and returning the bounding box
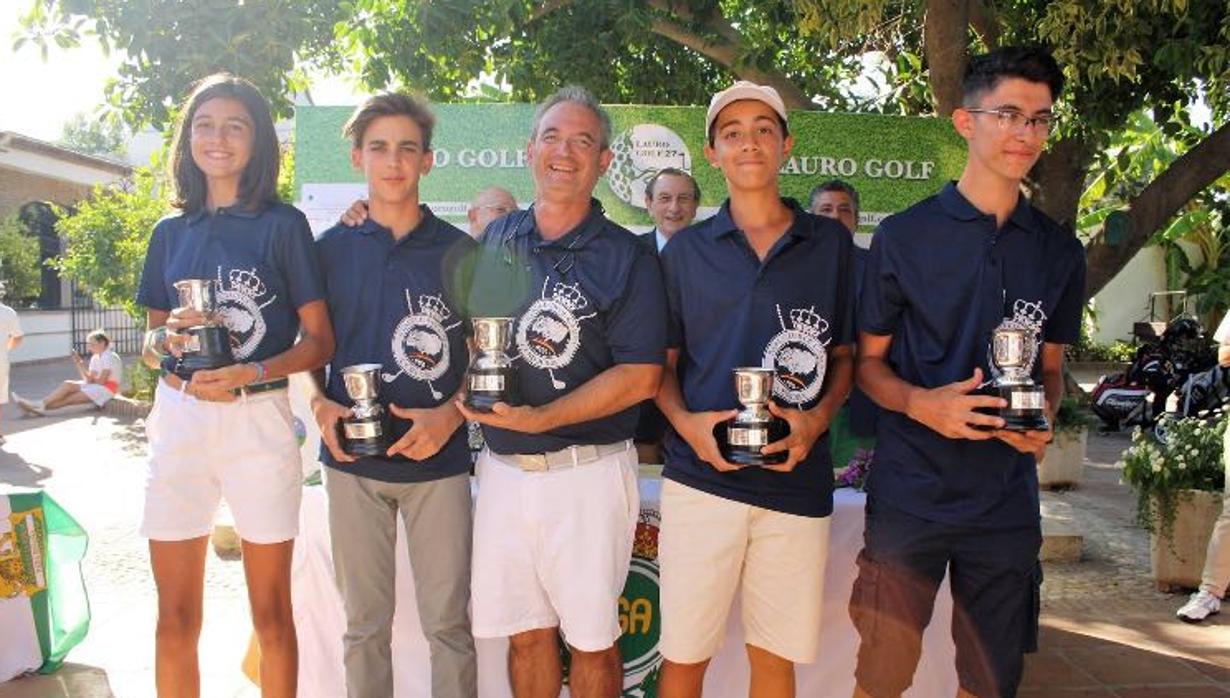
[1040,395,1096,489]
[1120,413,1227,591]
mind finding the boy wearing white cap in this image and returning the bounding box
[654,82,855,696]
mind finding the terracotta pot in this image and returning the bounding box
[1039,428,1086,489]
[1150,489,1222,592]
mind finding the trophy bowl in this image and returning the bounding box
[983,326,1049,432]
[714,367,789,467]
[339,363,390,457]
[464,317,520,412]
[172,279,234,378]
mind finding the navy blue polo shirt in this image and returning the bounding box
[136,203,324,374]
[860,182,1086,529]
[661,199,855,518]
[465,201,667,455]
[316,207,476,483]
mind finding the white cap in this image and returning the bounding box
[705,81,789,139]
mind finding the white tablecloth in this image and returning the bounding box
[290,479,957,697]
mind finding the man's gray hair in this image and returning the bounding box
[529,85,612,150]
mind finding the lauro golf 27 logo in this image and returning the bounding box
[606,124,692,210]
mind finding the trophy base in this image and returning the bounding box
[172,326,235,379]
[464,391,521,413]
[341,415,390,458]
[465,367,519,413]
[713,420,790,467]
[975,384,1050,432]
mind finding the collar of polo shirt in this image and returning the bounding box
[185,203,263,225]
[705,196,813,242]
[354,204,441,244]
[510,198,607,250]
[937,182,1043,234]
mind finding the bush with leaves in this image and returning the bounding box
[52,169,170,322]
[0,215,43,305]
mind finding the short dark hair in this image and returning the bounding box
[530,85,612,150]
[962,47,1065,105]
[87,329,110,347]
[809,179,860,213]
[169,74,281,213]
[343,92,436,150]
[645,168,701,201]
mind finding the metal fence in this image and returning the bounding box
[68,282,142,356]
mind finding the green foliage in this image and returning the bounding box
[0,215,44,305]
[1053,395,1098,436]
[18,0,344,130]
[277,137,296,204]
[124,361,159,402]
[58,111,127,158]
[1120,414,1227,543]
[51,169,170,321]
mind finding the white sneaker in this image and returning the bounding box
[11,394,44,416]
[1177,590,1222,623]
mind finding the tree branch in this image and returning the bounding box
[1084,119,1230,298]
[647,9,813,109]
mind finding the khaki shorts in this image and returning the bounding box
[659,479,831,664]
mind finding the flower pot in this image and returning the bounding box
[1150,489,1223,592]
[1040,428,1086,490]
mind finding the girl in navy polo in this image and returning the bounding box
[135,74,334,698]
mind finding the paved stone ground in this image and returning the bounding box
[0,359,1227,696]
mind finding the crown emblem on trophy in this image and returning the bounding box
[1011,299,1046,329]
[789,306,829,337]
[550,282,588,313]
[228,268,267,299]
[417,294,451,323]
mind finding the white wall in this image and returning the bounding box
[10,310,72,363]
[1089,245,1168,344]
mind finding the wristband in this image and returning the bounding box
[249,361,268,384]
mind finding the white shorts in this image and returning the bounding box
[470,443,639,651]
[658,479,831,664]
[0,365,9,404]
[140,380,302,544]
[80,383,114,407]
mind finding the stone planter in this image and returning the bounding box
[1150,489,1222,592]
[1039,428,1086,490]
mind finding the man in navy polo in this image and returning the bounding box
[309,93,477,698]
[849,48,1085,698]
[456,85,666,698]
[654,82,855,697]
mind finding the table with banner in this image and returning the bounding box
[0,489,90,684]
[284,472,959,697]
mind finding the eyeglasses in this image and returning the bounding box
[964,108,1055,136]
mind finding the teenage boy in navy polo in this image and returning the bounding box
[849,48,1085,698]
[455,85,666,698]
[309,93,477,698]
[654,82,855,698]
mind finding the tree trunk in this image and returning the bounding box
[1030,136,1093,230]
[924,0,968,117]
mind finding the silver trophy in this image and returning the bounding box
[988,324,1049,431]
[172,279,234,378]
[340,363,389,457]
[718,367,788,467]
[463,317,520,412]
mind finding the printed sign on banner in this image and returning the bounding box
[294,104,965,237]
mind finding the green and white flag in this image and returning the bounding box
[0,490,89,682]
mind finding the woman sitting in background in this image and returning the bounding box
[13,330,122,413]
